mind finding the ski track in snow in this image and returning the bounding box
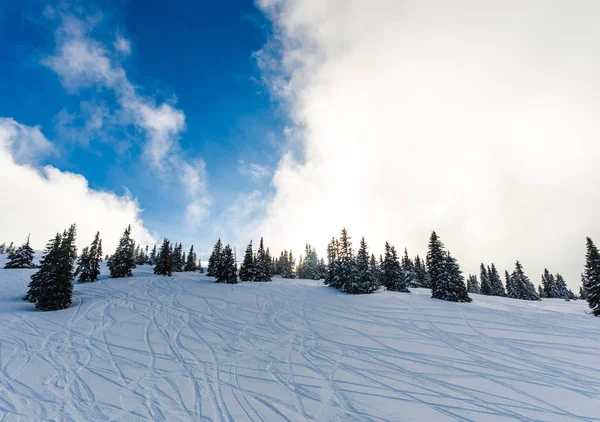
[0,262,599,421]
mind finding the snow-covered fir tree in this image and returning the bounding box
[239,241,256,281]
[541,268,557,298]
[479,263,493,296]
[206,239,223,277]
[216,245,237,283]
[108,225,136,278]
[281,250,296,279]
[183,245,197,272]
[25,233,62,303]
[427,231,470,302]
[414,255,428,288]
[154,238,173,276]
[254,238,272,281]
[324,237,338,286]
[75,232,103,283]
[35,225,77,311]
[488,264,506,296]
[135,245,146,266]
[149,245,157,265]
[369,253,380,286]
[511,261,540,301]
[402,248,418,287]
[331,228,355,288]
[341,237,379,294]
[298,244,321,280]
[505,270,516,298]
[198,256,204,273]
[0,242,5,254]
[4,235,36,269]
[554,273,571,299]
[171,243,184,272]
[467,274,480,294]
[381,242,409,292]
[583,237,600,315]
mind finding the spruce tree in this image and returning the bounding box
[36,225,77,311]
[4,235,36,269]
[184,245,197,272]
[108,225,136,278]
[440,252,471,302]
[207,239,223,277]
[467,274,480,294]
[325,238,338,286]
[239,241,256,281]
[583,237,600,315]
[479,263,493,295]
[198,256,204,273]
[154,238,173,276]
[341,237,379,294]
[172,243,184,272]
[25,233,62,303]
[282,250,297,279]
[488,264,506,296]
[254,238,272,281]
[414,255,428,288]
[554,273,570,299]
[402,248,417,287]
[332,229,354,288]
[427,232,470,302]
[75,232,103,283]
[505,270,516,298]
[541,269,557,298]
[75,247,91,283]
[426,232,446,297]
[511,261,540,301]
[149,245,157,265]
[217,245,237,283]
[381,242,409,292]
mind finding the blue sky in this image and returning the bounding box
[0,0,285,254]
[1,0,598,288]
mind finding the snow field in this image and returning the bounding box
[0,262,599,421]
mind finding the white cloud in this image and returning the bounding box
[114,35,131,55]
[238,160,271,181]
[0,119,155,252]
[42,13,210,223]
[256,0,600,289]
[0,118,56,164]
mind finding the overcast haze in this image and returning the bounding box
[0,1,599,289]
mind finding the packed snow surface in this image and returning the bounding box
[0,262,598,421]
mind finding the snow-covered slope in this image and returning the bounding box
[0,261,598,421]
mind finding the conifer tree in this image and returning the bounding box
[149,245,157,265]
[341,237,379,294]
[583,237,600,315]
[4,235,36,269]
[479,263,493,295]
[369,253,380,285]
[427,231,470,302]
[325,238,338,286]
[440,252,471,302]
[154,238,173,276]
[381,242,409,292]
[184,245,197,272]
[282,250,297,279]
[467,274,480,294]
[554,273,570,299]
[331,229,354,288]
[414,255,428,288]
[217,245,237,283]
[207,239,223,277]
[35,225,77,311]
[488,263,506,296]
[541,268,557,298]
[402,248,417,287]
[108,225,136,278]
[172,243,184,272]
[511,261,540,301]
[255,238,272,281]
[135,245,146,266]
[87,232,103,282]
[505,270,516,298]
[265,248,273,277]
[239,241,256,281]
[0,242,5,254]
[198,256,204,273]
[26,233,62,303]
[427,232,446,297]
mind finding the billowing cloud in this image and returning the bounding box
[43,13,209,223]
[0,118,155,252]
[256,0,600,289]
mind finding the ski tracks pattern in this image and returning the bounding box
[1,266,600,421]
